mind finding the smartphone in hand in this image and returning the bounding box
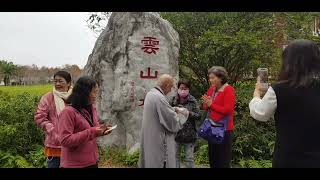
[103,125,117,135]
[257,68,269,92]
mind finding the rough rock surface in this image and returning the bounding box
[83,12,180,153]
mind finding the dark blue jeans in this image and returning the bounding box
[47,156,60,168]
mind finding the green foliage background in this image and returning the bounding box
[2,12,320,168]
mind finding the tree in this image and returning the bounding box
[161,12,320,97]
[61,64,82,83]
[86,12,320,97]
[0,60,17,86]
[160,12,281,97]
[86,12,111,36]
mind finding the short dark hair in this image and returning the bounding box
[67,76,97,110]
[208,66,228,84]
[178,79,191,89]
[279,39,320,88]
[54,71,72,83]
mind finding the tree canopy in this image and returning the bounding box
[87,12,320,97]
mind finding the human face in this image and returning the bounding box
[208,73,222,88]
[89,85,98,104]
[54,76,70,92]
[178,84,190,98]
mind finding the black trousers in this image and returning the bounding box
[208,131,232,168]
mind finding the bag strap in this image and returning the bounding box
[222,116,230,131]
[72,106,94,127]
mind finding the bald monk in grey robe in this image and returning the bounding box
[139,74,188,168]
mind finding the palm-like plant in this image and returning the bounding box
[0,60,17,86]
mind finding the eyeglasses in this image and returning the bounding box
[53,80,67,84]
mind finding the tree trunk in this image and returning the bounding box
[4,75,10,86]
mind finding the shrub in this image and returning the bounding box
[124,150,139,167]
[238,158,272,168]
[26,145,47,168]
[0,151,33,168]
[194,144,209,165]
[232,81,275,163]
[0,92,44,155]
[0,91,45,168]
[99,146,139,167]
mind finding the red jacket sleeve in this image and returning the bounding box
[58,108,97,148]
[210,86,235,116]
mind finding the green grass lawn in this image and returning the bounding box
[0,84,52,96]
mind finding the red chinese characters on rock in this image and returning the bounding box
[140,67,158,79]
[129,81,135,102]
[138,36,160,107]
[141,37,160,54]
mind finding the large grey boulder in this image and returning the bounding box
[83,12,180,153]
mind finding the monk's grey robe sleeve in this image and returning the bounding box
[156,96,182,133]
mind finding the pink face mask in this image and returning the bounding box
[178,89,189,98]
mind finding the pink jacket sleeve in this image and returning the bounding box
[58,108,97,148]
[34,93,54,134]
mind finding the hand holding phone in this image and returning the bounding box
[257,68,269,92]
[103,125,117,135]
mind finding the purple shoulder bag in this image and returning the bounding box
[197,91,229,144]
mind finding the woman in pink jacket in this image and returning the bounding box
[34,71,72,168]
[58,76,112,168]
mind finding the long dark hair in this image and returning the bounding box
[278,39,320,88]
[67,76,97,116]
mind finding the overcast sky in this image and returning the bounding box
[0,12,98,68]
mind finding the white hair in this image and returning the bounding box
[157,74,174,87]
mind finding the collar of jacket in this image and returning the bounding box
[174,93,196,103]
[154,86,165,95]
[216,83,229,92]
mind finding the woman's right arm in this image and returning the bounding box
[249,87,277,122]
[202,89,210,111]
[58,110,97,148]
[34,95,54,134]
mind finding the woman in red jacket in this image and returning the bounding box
[58,76,112,168]
[201,66,236,168]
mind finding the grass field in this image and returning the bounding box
[0,84,52,96]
